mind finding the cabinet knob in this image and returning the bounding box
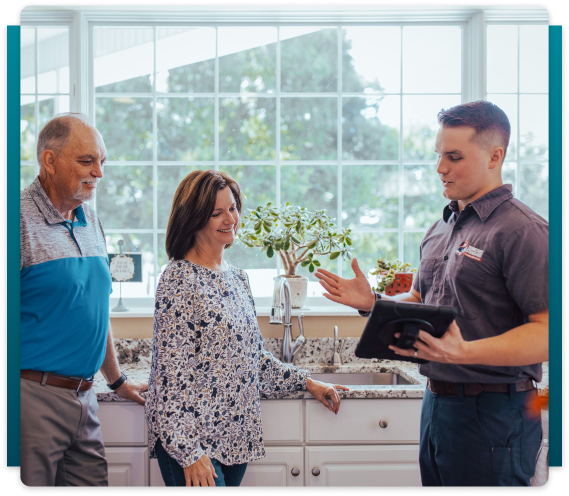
[379,419,388,428]
[312,468,321,476]
[291,468,300,477]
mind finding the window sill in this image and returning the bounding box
[109,298,361,318]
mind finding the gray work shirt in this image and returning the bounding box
[412,184,548,383]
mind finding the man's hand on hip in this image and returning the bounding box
[115,378,148,406]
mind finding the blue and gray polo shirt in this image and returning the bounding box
[20,176,112,378]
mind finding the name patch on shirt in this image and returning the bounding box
[456,240,484,262]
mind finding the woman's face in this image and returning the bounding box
[198,187,240,248]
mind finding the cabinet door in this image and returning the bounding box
[241,447,304,487]
[105,447,149,486]
[305,445,421,487]
[260,400,303,443]
[98,403,147,445]
[149,458,166,487]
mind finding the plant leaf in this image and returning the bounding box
[309,263,315,273]
[267,246,274,258]
[330,251,341,260]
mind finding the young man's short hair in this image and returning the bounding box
[437,100,511,157]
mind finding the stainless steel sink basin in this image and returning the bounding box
[310,372,412,386]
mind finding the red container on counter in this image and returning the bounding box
[384,272,414,296]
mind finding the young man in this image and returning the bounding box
[315,101,548,486]
[20,113,148,485]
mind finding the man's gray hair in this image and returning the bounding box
[36,113,95,166]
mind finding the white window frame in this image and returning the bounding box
[21,6,549,311]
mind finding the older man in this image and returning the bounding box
[20,113,147,486]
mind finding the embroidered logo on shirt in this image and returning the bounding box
[456,240,484,262]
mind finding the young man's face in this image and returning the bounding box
[434,125,500,208]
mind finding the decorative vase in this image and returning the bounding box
[384,272,414,296]
[276,275,309,308]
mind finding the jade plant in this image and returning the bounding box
[237,203,352,276]
[369,258,417,293]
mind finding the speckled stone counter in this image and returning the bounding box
[95,338,548,402]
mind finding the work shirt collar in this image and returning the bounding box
[28,176,88,227]
[443,184,513,223]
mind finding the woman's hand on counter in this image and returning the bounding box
[184,454,218,486]
[306,378,349,414]
[115,378,149,406]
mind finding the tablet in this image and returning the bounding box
[354,299,458,364]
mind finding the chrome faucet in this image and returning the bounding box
[270,276,306,363]
[333,326,343,366]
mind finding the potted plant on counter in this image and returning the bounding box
[370,258,417,295]
[237,203,353,308]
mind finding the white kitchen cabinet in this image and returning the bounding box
[149,458,166,487]
[98,402,147,445]
[260,400,303,443]
[241,446,304,486]
[305,445,421,486]
[105,447,149,486]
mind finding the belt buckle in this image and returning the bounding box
[76,379,84,393]
[40,372,49,386]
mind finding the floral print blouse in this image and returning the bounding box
[145,260,310,468]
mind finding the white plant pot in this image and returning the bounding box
[275,275,309,308]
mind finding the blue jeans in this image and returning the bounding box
[155,439,248,486]
[419,385,541,486]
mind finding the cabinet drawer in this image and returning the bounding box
[306,399,421,443]
[98,402,147,445]
[260,400,303,443]
[241,446,304,486]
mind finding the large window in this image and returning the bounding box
[20,10,549,300]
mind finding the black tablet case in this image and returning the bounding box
[354,299,458,364]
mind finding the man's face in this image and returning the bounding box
[52,125,107,203]
[434,125,497,206]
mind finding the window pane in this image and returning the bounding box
[281,27,337,92]
[94,27,154,92]
[404,164,447,229]
[404,232,425,270]
[157,97,214,161]
[403,95,461,160]
[20,98,35,161]
[520,25,548,93]
[107,233,155,298]
[38,27,69,94]
[21,27,35,93]
[281,165,337,213]
[97,166,154,229]
[402,26,461,94]
[342,96,399,160]
[156,165,201,229]
[21,166,35,191]
[487,94,518,158]
[219,165,276,213]
[520,95,548,160]
[156,27,215,93]
[487,25,518,93]
[281,98,337,160]
[225,241,277,271]
[342,27,401,93]
[342,164,399,229]
[502,162,517,197]
[519,163,548,221]
[96,97,153,161]
[219,97,276,160]
[39,96,70,127]
[342,232,399,279]
[219,27,277,93]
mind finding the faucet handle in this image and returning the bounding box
[297,313,305,337]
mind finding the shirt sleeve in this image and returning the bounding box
[501,220,549,316]
[238,269,310,395]
[151,282,205,468]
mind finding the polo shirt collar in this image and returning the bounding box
[443,184,513,223]
[29,176,88,227]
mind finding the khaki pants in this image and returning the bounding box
[20,377,108,486]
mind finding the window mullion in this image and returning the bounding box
[398,26,405,262]
[153,26,159,295]
[275,26,282,276]
[214,27,219,171]
[337,26,343,278]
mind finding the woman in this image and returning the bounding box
[145,170,347,487]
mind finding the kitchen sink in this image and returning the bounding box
[310,372,412,386]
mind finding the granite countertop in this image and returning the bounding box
[95,338,549,402]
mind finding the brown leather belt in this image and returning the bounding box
[427,378,535,396]
[21,370,94,392]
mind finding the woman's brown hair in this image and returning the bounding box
[165,170,243,260]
